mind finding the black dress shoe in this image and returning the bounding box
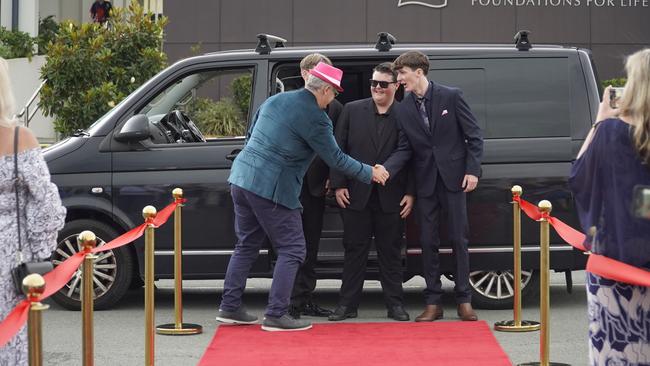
[288,305,302,319]
[328,306,358,321]
[302,301,333,317]
[387,305,410,321]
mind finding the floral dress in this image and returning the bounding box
[569,118,650,365]
[0,147,66,366]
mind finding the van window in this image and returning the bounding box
[273,61,397,105]
[430,58,571,139]
[428,68,487,132]
[139,68,254,141]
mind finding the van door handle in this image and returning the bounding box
[226,149,241,161]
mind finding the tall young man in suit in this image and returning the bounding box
[289,54,343,319]
[216,62,390,332]
[384,51,483,321]
[328,63,415,322]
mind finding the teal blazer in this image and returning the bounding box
[228,89,372,210]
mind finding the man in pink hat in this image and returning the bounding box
[217,62,390,331]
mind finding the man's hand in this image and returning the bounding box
[400,194,415,219]
[462,174,479,193]
[335,188,350,208]
[372,164,390,185]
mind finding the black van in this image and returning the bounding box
[44,33,599,310]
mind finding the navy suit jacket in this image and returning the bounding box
[384,82,483,197]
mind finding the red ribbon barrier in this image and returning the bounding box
[515,195,650,288]
[42,251,87,300]
[90,224,147,255]
[547,216,587,252]
[514,196,586,251]
[587,254,650,287]
[0,301,30,348]
[513,196,542,221]
[0,199,184,348]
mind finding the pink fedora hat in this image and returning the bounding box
[309,62,344,92]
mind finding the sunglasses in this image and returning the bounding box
[370,79,396,88]
[329,87,339,97]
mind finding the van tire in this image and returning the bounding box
[51,219,134,310]
[469,269,539,310]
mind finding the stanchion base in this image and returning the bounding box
[494,320,540,332]
[156,323,203,336]
[518,363,571,366]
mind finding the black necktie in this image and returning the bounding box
[417,97,430,131]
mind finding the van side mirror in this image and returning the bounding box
[115,114,151,142]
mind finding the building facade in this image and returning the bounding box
[162,0,650,80]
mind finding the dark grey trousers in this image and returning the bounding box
[220,185,306,317]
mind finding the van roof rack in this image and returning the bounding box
[255,34,287,55]
[375,32,396,52]
[514,30,532,51]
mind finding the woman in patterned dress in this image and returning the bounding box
[0,58,66,365]
[570,49,650,365]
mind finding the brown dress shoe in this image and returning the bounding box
[414,305,443,322]
[457,303,478,321]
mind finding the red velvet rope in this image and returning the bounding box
[0,301,30,347]
[513,195,542,221]
[0,200,183,348]
[515,195,650,287]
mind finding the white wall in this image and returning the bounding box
[18,0,39,36]
[58,0,81,23]
[0,1,11,29]
[7,56,56,143]
[39,0,61,21]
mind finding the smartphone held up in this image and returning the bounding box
[609,87,625,109]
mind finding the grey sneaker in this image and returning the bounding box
[215,308,258,325]
[261,314,312,332]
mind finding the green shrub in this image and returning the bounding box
[601,78,626,89]
[231,74,252,121]
[37,15,59,55]
[189,97,246,137]
[39,0,168,135]
[0,28,34,59]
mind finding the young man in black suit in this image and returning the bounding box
[328,63,415,321]
[289,54,343,319]
[384,51,483,322]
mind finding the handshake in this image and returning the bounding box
[372,164,390,185]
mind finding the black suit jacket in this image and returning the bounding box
[303,98,343,197]
[330,98,414,213]
[384,82,483,197]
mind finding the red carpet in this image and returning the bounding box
[198,321,512,366]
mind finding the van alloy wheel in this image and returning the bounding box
[52,234,117,302]
[469,269,538,309]
[51,219,134,310]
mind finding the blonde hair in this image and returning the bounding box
[619,48,650,164]
[0,58,16,128]
[300,53,332,71]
